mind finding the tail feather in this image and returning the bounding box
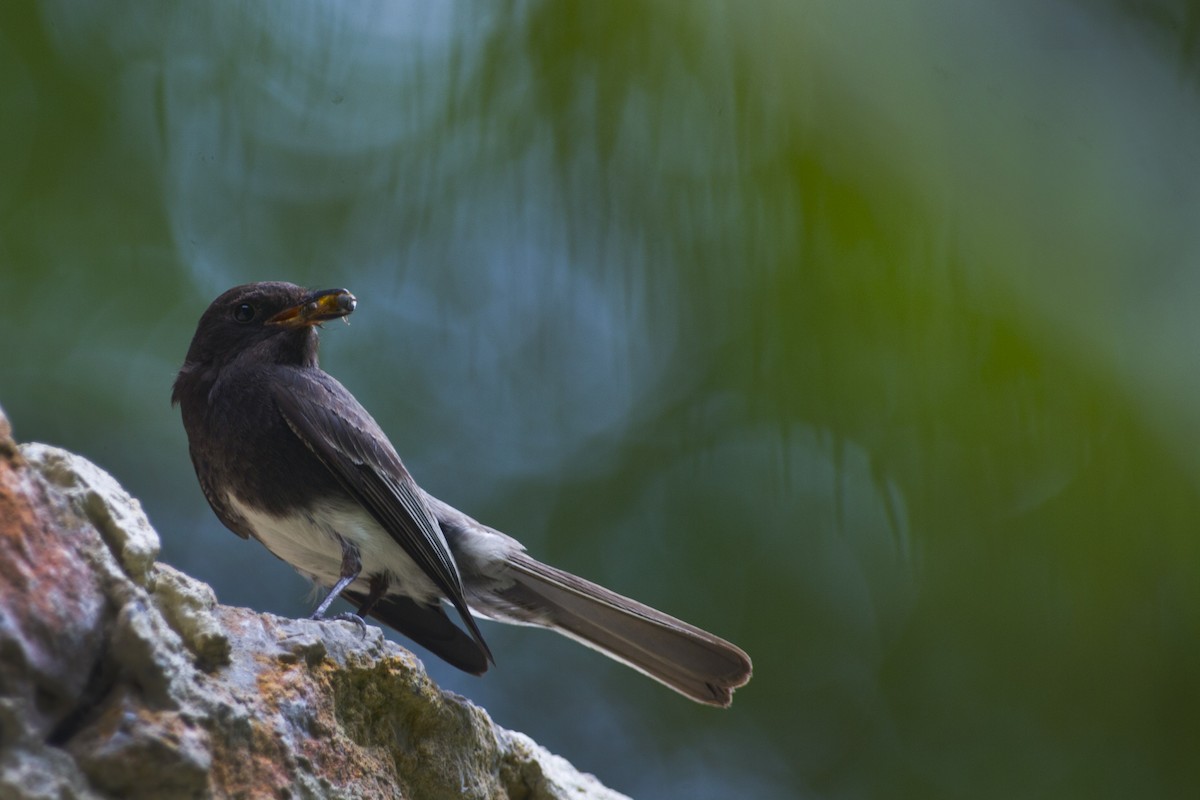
[493,552,752,707]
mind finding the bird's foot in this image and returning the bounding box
[311,610,368,637]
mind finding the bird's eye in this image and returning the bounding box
[233,303,256,323]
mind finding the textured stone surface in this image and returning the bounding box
[0,403,627,800]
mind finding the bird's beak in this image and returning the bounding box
[268,288,357,328]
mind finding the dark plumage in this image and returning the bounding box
[173,281,752,705]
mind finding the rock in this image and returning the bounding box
[0,403,627,800]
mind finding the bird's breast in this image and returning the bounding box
[182,368,343,517]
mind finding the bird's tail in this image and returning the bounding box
[488,552,752,707]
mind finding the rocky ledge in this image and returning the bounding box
[0,403,626,800]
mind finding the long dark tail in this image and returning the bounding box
[491,552,752,707]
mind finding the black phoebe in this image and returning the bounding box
[173,282,751,706]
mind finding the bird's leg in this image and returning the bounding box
[356,572,390,618]
[310,537,367,635]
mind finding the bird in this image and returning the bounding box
[172,281,752,706]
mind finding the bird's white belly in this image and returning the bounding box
[225,493,442,604]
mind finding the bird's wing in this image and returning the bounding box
[271,369,492,662]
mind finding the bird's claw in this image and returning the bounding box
[311,610,368,638]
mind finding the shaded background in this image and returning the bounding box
[3,1,1200,797]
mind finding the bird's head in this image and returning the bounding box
[173,282,356,401]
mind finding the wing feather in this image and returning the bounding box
[272,371,492,662]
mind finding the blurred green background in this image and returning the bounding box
[4,1,1200,797]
